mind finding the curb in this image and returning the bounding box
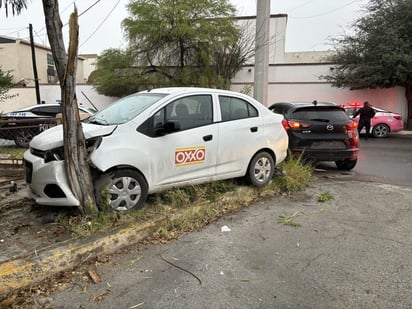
[393,130,412,135]
[0,218,164,297]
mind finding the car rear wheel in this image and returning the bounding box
[247,151,275,187]
[372,124,389,138]
[94,169,148,212]
[335,159,357,170]
[14,130,35,147]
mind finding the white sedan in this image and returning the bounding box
[23,88,288,211]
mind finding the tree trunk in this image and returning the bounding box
[42,1,98,215]
[405,84,412,118]
[404,85,412,129]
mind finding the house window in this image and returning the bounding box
[47,54,58,84]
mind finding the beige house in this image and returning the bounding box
[0,36,113,113]
[80,53,98,84]
[0,35,85,86]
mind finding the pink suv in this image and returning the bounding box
[343,102,403,138]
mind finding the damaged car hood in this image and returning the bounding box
[29,123,117,151]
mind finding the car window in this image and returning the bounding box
[168,95,213,129]
[138,94,213,137]
[292,109,350,122]
[219,96,258,121]
[344,107,358,117]
[88,93,167,125]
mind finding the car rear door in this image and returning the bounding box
[215,95,262,177]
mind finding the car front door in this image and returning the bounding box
[138,94,218,188]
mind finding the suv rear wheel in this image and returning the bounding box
[335,159,357,170]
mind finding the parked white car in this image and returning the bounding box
[24,88,288,211]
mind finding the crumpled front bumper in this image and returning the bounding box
[23,150,80,207]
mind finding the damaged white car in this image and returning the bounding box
[23,87,288,211]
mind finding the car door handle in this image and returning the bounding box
[203,134,213,141]
[250,127,258,132]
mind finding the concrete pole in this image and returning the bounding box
[253,0,270,105]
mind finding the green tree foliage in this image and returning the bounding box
[0,0,27,16]
[92,49,145,97]
[119,0,244,90]
[325,0,412,119]
[0,67,14,102]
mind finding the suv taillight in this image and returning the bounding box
[282,119,311,130]
[346,121,359,147]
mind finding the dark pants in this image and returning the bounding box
[358,118,371,138]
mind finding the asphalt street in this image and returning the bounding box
[48,178,412,309]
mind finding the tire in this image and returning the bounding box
[94,169,148,212]
[247,151,275,187]
[372,124,389,138]
[335,159,357,170]
[14,130,35,147]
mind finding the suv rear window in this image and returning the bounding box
[292,109,350,122]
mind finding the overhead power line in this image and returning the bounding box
[290,0,363,19]
[80,0,121,49]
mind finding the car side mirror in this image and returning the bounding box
[155,120,181,136]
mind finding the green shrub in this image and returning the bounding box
[274,154,313,193]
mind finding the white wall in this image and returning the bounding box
[1,85,117,113]
[231,63,408,122]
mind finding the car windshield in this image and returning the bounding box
[87,93,167,125]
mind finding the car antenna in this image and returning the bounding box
[312,100,318,106]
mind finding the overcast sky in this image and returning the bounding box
[1,0,369,55]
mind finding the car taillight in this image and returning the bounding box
[345,121,359,147]
[394,115,402,120]
[281,119,289,130]
[351,120,358,128]
[283,119,311,130]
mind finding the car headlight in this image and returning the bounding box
[40,137,102,163]
[86,136,102,155]
[44,146,65,163]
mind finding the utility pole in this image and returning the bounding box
[29,23,41,104]
[253,0,270,105]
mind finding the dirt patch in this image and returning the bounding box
[0,182,74,264]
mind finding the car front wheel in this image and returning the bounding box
[335,159,357,170]
[247,151,275,187]
[372,124,389,138]
[94,169,148,212]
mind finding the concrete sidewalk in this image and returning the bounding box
[0,184,246,297]
[0,218,161,296]
[393,129,412,135]
[0,181,165,296]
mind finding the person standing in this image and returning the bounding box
[353,101,376,139]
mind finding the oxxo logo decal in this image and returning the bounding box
[175,146,206,166]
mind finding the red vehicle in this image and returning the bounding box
[343,101,404,138]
